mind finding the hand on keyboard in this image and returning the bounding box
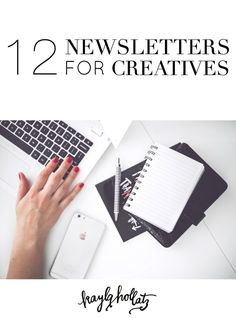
[7,156,84,279]
[0,120,93,172]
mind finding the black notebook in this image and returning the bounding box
[96,159,146,241]
[123,143,205,233]
[96,143,228,246]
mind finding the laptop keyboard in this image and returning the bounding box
[0,120,93,176]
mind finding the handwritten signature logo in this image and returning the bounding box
[78,285,157,314]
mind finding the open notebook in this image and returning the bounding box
[124,143,205,233]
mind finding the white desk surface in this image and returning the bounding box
[46,121,236,279]
[0,121,235,279]
[141,120,236,274]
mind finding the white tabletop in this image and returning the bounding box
[141,120,236,274]
[0,121,235,279]
[46,121,236,279]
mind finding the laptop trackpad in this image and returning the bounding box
[0,145,29,192]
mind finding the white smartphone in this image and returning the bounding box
[50,212,105,279]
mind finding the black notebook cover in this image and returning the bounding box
[95,143,181,242]
[96,143,228,246]
[96,159,147,241]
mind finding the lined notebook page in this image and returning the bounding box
[124,144,205,233]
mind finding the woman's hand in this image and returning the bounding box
[7,156,84,279]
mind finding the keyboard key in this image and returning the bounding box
[48,131,56,140]
[36,143,45,152]
[63,131,72,141]
[51,153,59,160]
[43,148,52,158]
[56,126,65,136]
[74,151,85,165]
[76,132,85,140]
[55,136,63,145]
[31,129,39,138]
[41,126,49,135]
[9,123,17,132]
[69,145,77,155]
[78,142,90,153]
[45,139,53,148]
[52,144,60,153]
[22,133,31,142]
[58,158,63,166]
[38,155,47,165]
[31,150,40,160]
[84,138,93,146]
[59,149,67,158]
[38,134,46,143]
[15,128,24,137]
[53,158,63,173]
[71,136,79,146]
[26,121,34,125]
[29,138,38,147]
[67,126,76,134]
[62,141,70,150]
[68,165,74,173]
[16,120,25,128]
[23,124,32,133]
[49,122,58,130]
[33,121,42,130]
[59,121,68,129]
[0,125,33,155]
[63,165,73,179]
[42,120,50,126]
[1,120,10,128]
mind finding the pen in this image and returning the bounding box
[114,157,121,222]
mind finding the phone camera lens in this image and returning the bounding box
[78,214,81,218]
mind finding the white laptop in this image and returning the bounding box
[0,120,110,278]
[0,120,110,195]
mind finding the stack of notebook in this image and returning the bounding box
[96,143,228,247]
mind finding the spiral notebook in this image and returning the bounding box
[124,143,205,233]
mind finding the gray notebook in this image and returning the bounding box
[124,143,205,233]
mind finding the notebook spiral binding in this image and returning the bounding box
[124,145,158,207]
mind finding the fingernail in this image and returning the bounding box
[52,156,59,164]
[66,156,73,164]
[73,166,80,173]
[79,182,84,189]
[18,173,22,181]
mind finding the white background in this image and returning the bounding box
[0,0,235,317]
